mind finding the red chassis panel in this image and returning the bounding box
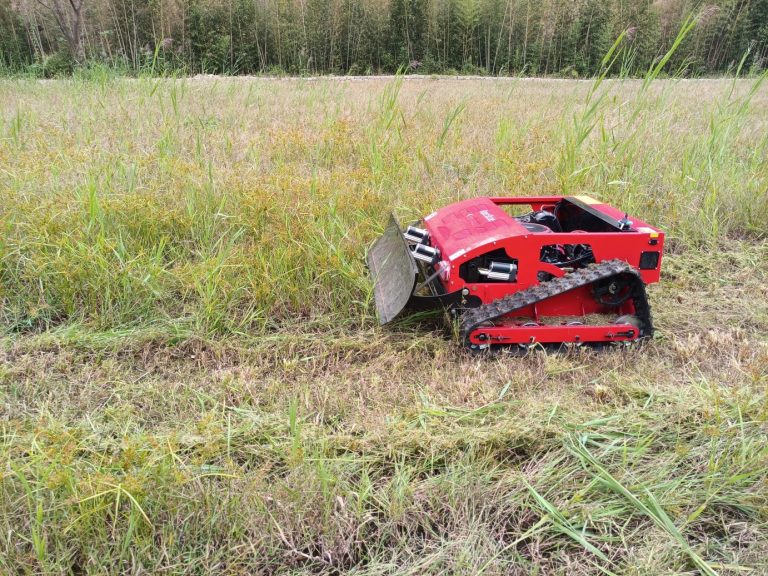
[467,322,640,346]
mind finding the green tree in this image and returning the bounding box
[0,3,31,70]
[454,0,479,67]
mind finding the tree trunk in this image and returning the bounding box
[36,0,85,61]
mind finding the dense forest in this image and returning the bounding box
[1,0,767,76]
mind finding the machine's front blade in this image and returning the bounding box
[366,214,418,324]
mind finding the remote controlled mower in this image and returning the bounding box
[367,195,664,350]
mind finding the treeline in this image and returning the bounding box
[2,0,767,76]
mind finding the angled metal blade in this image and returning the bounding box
[366,214,418,324]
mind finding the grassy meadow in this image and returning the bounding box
[1,75,768,574]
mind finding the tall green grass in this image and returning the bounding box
[1,45,766,338]
[558,18,768,245]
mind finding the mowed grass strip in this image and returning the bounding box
[2,326,767,573]
[1,75,767,574]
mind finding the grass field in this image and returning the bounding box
[1,75,767,574]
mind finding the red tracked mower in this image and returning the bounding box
[367,196,664,351]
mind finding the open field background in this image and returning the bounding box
[1,76,768,574]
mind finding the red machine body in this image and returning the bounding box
[367,195,664,349]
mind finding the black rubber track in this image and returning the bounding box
[459,259,653,348]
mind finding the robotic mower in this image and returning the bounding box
[367,196,664,350]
